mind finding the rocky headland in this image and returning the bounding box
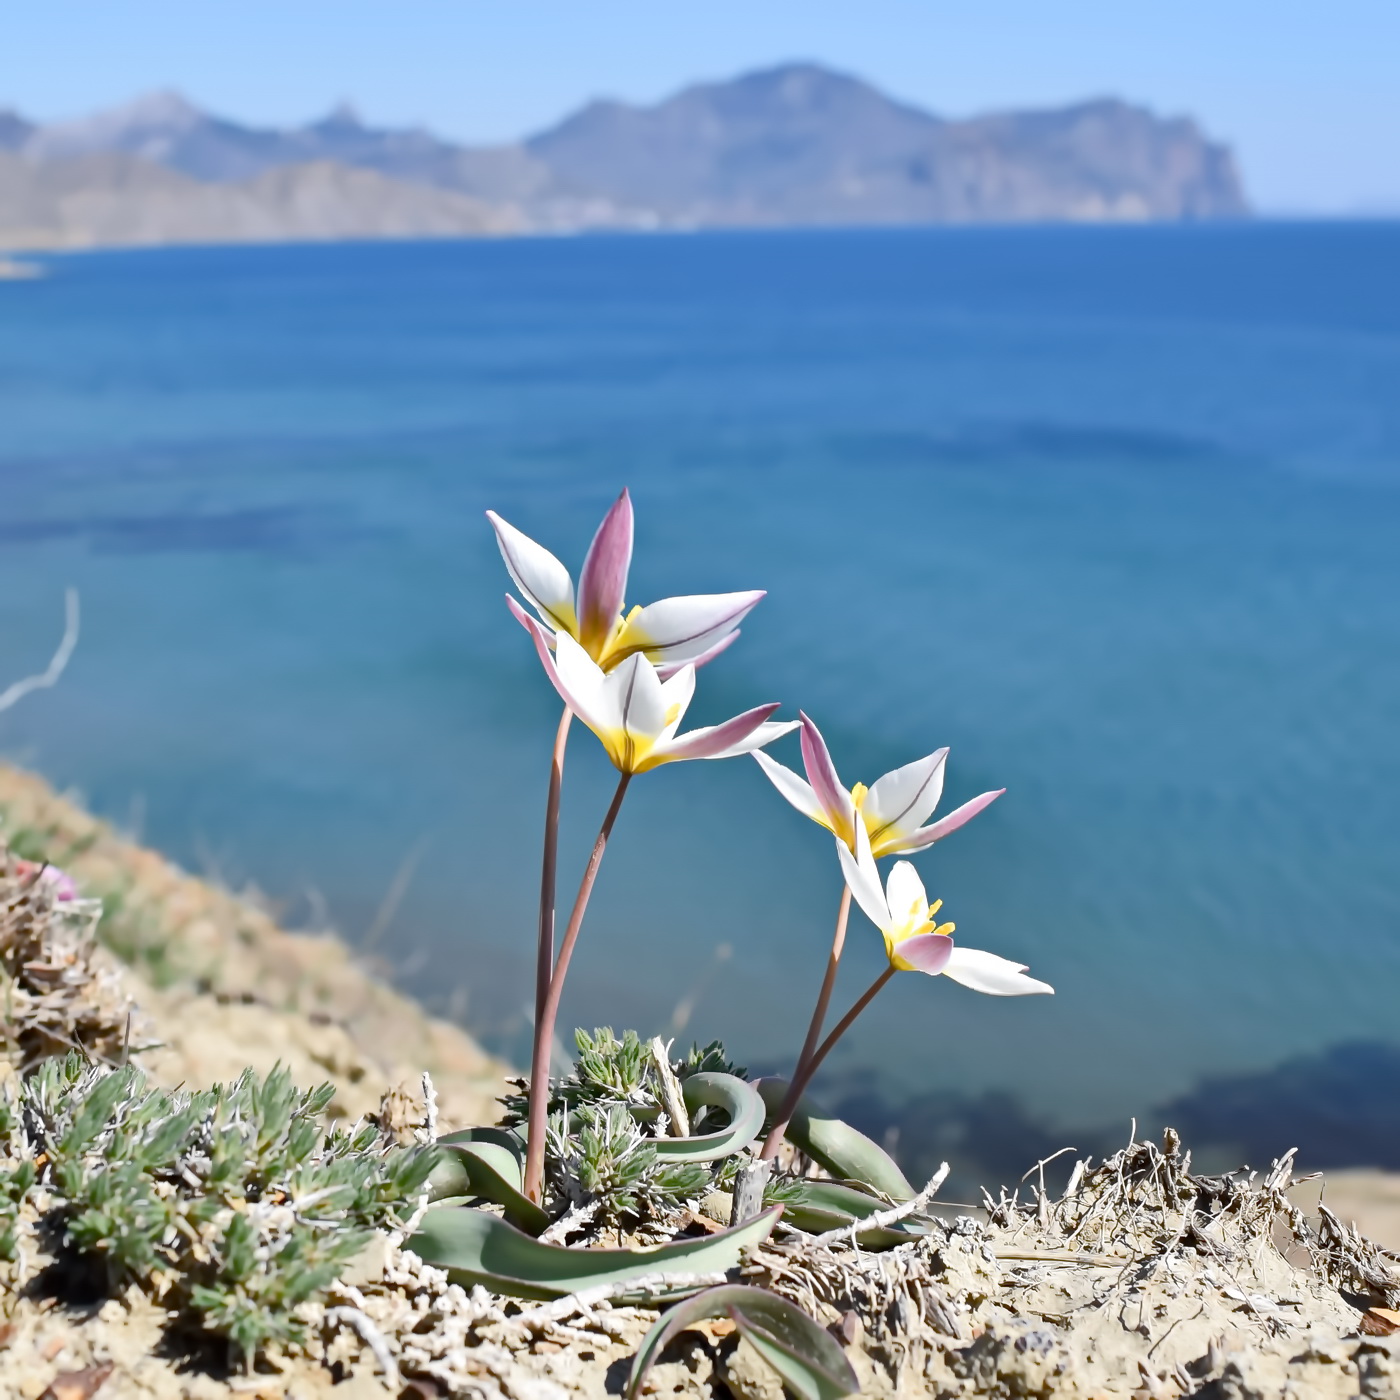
[0,65,1249,253]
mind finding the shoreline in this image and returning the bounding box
[4,215,1398,266]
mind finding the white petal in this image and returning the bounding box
[863,749,948,853]
[626,591,765,661]
[657,663,696,737]
[486,512,577,635]
[942,946,1053,996]
[835,820,890,931]
[883,861,930,938]
[552,631,615,734]
[655,628,739,679]
[886,789,1005,854]
[608,651,670,743]
[751,751,828,825]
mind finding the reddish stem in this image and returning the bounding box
[759,884,852,1160]
[522,771,632,1204]
[772,967,895,1135]
[535,707,574,1026]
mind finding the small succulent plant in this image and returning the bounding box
[1,1054,435,1362]
[498,1028,738,1225]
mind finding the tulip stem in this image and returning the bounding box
[771,967,896,1131]
[535,706,574,1025]
[759,884,852,1161]
[523,769,632,1205]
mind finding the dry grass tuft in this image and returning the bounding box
[0,850,135,1071]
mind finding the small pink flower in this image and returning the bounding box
[14,859,78,901]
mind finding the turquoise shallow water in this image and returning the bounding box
[1,226,1397,1150]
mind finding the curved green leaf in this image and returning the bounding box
[626,1285,858,1400]
[408,1203,782,1301]
[777,1179,928,1248]
[733,1304,860,1400]
[428,1124,524,1198]
[655,1073,766,1163]
[437,1125,526,1153]
[756,1079,914,1201]
[427,1127,549,1236]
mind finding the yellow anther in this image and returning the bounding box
[850,782,869,809]
[664,703,682,727]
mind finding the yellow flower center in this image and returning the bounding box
[594,605,647,670]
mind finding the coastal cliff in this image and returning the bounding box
[0,64,1248,251]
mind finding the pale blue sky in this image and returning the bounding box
[4,2,1397,213]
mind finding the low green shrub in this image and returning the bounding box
[2,1054,435,1362]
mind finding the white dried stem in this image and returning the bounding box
[326,1304,401,1389]
[539,1198,599,1244]
[731,1158,773,1225]
[508,1269,730,1328]
[419,1070,439,1144]
[0,589,79,715]
[648,1035,690,1137]
[810,1162,951,1247]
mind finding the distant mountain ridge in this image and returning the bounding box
[0,63,1248,250]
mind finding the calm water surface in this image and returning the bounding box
[1,226,1397,1140]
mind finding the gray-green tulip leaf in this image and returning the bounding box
[756,1078,915,1201]
[655,1073,766,1163]
[428,1126,549,1236]
[409,1203,782,1301]
[626,1284,858,1400]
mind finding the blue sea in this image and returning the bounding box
[1,226,1398,1167]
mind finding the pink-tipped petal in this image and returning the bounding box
[515,601,560,673]
[544,630,613,737]
[627,591,766,663]
[863,749,949,853]
[799,712,856,843]
[506,592,551,642]
[892,933,955,976]
[648,704,788,766]
[655,628,739,679]
[576,489,634,658]
[751,750,828,826]
[886,789,1006,854]
[485,511,577,635]
[943,946,1053,996]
